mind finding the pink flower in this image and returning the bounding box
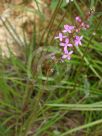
[55,32,66,41]
[76,29,80,33]
[81,23,90,30]
[63,25,74,33]
[74,36,83,46]
[75,16,82,22]
[85,24,90,29]
[62,50,73,60]
[54,15,89,61]
[81,22,85,27]
[60,38,72,53]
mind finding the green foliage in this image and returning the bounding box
[0,0,102,136]
[50,0,67,10]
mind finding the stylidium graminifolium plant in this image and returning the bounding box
[55,16,90,61]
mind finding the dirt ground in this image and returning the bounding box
[0,0,51,57]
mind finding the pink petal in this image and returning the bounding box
[69,26,75,30]
[86,24,90,29]
[60,43,65,46]
[64,46,68,54]
[60,37,63,41]
[68,44,73,47]
[75,41,78,46]
[69,51,73,55]
[80,36,83,40]
[75,36,79,39]
[63,35,67,38]
[75,16,81,22]
[79,41,82,45]
[63,30,67,33]
[67,56,71,60]
[64,25,68,29]
[65,38,69,43]
[62,54,67,59]
[59,33,62,37]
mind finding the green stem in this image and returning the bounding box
[61,118,102,136]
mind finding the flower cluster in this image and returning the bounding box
[55,16,89,61]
